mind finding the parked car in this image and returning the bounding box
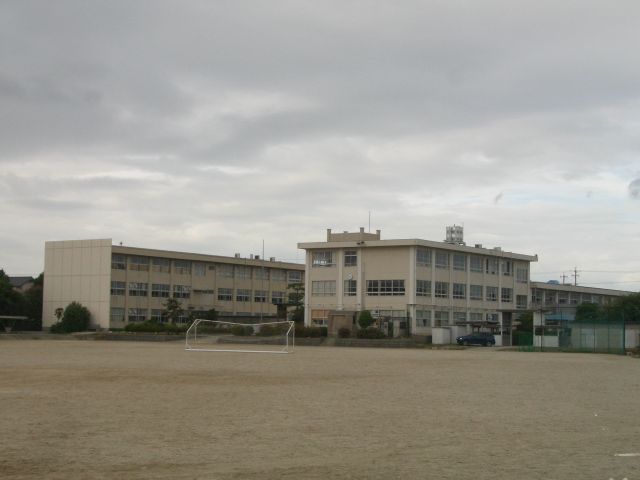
[456,332,495,346]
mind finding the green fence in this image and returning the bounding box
[567,317,626,354]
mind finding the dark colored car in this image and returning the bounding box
[456,332,495,346]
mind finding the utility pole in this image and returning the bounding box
[572,267,579,286]
[561,272,569,285]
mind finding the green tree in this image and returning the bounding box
[21,273,43,331]
[0,270,25,316]
[163,298,184,324]
[604,292,640,324]
[287,283,304,324]
[575,302,602,323]
[50,301,91,333]
[358,310,374,329]
[515,311,533,332]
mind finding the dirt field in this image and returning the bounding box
[1,340,639,479]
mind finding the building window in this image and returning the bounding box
[235,266,251,279]
[272,291,285,304]
[344,250,357,267]
[128,282,148,297]
[452,283,466,299]
[416,280,431,297]
[416,248,432,267]
[236,289,251,302]
[110,307,125,323]
[110,281,125,296]
[469,285,483,300]
[502,260,512,276]
[194,263,206,276]
[174,260,191,275]
[435,252,449,269]
[416,309,431,327]
[150,309,167,323]
[151,283,170,298]
[546,291,557,306]
[217,264,233,278]
[152,258,171,273]
[310,309,329,326]
[127,308,147,322]
[516,267,528,283]
[344,279,357,296]
[486,258,498,274]
[453,311,467,324]
[531,289,542,305]
[312,281,336,296]
[366,280,405,296]
[254,268,270,280]
[129,256,149,271]
[469,256,483,273]
[469,312,483,322]
[453,254,466,271]
[312,251,334,267]
[558,292,568,305]
[487,313,499,323]
[271,270,286,282]
[516,295,528,309]
[288,271,303,284]
[173,285,191,299]
[434,282,449,298]
[111,254,126,270]
[486,286,498,301]
[434,310,449,327]
[501,288,512,303]
[217,288,233,301]
[254,290,268,303]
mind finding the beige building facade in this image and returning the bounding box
[298,228,538,338]
[43,239,304,330]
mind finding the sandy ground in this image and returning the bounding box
[1,340,639,480]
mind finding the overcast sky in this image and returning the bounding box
[1,1,639,290]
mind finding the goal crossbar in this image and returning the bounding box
[185,319,295,354]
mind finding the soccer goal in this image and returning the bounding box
[185,319,295,354]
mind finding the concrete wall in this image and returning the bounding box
[43,239,112,330]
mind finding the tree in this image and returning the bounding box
[0,270,25,316]
[21,273,43,331]
[515,311,533,332]
[604,292,640,324]
[50,301,91,333]
[358,310,374,329]
[287,283,304,324]
[163,298,184,324]
[575,302,602,323]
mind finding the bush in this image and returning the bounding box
[124,322,189,334]
[231,325,254,336]
[338,327,351,338]
[356,327,386,339]
[358,310,374,329]
[294,326,327,338]
[256,323,290,337]
[49,301,91,333]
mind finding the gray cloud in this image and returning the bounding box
[0,1,639,289]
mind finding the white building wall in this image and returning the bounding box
[43,239,112,329]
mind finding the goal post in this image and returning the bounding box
[185,319,295,354]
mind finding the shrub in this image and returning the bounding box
[124,322,189,334]
[358,310,374,329]
[231,325,254,336]
[257,324,280,337]
[50,301,91,333]
[338,327,351,338]
[294,326,327,338]
[356,327,386,339]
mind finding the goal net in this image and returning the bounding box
[185,319,295,354]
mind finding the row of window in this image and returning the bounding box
[530,290,612,306]
[111,307,194,324]
[111,255,303,283]
[415,310,501,327]
[111,282,286,304]
[311,280,406,296]
[311,249,529,282]
[310,279,527,306]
